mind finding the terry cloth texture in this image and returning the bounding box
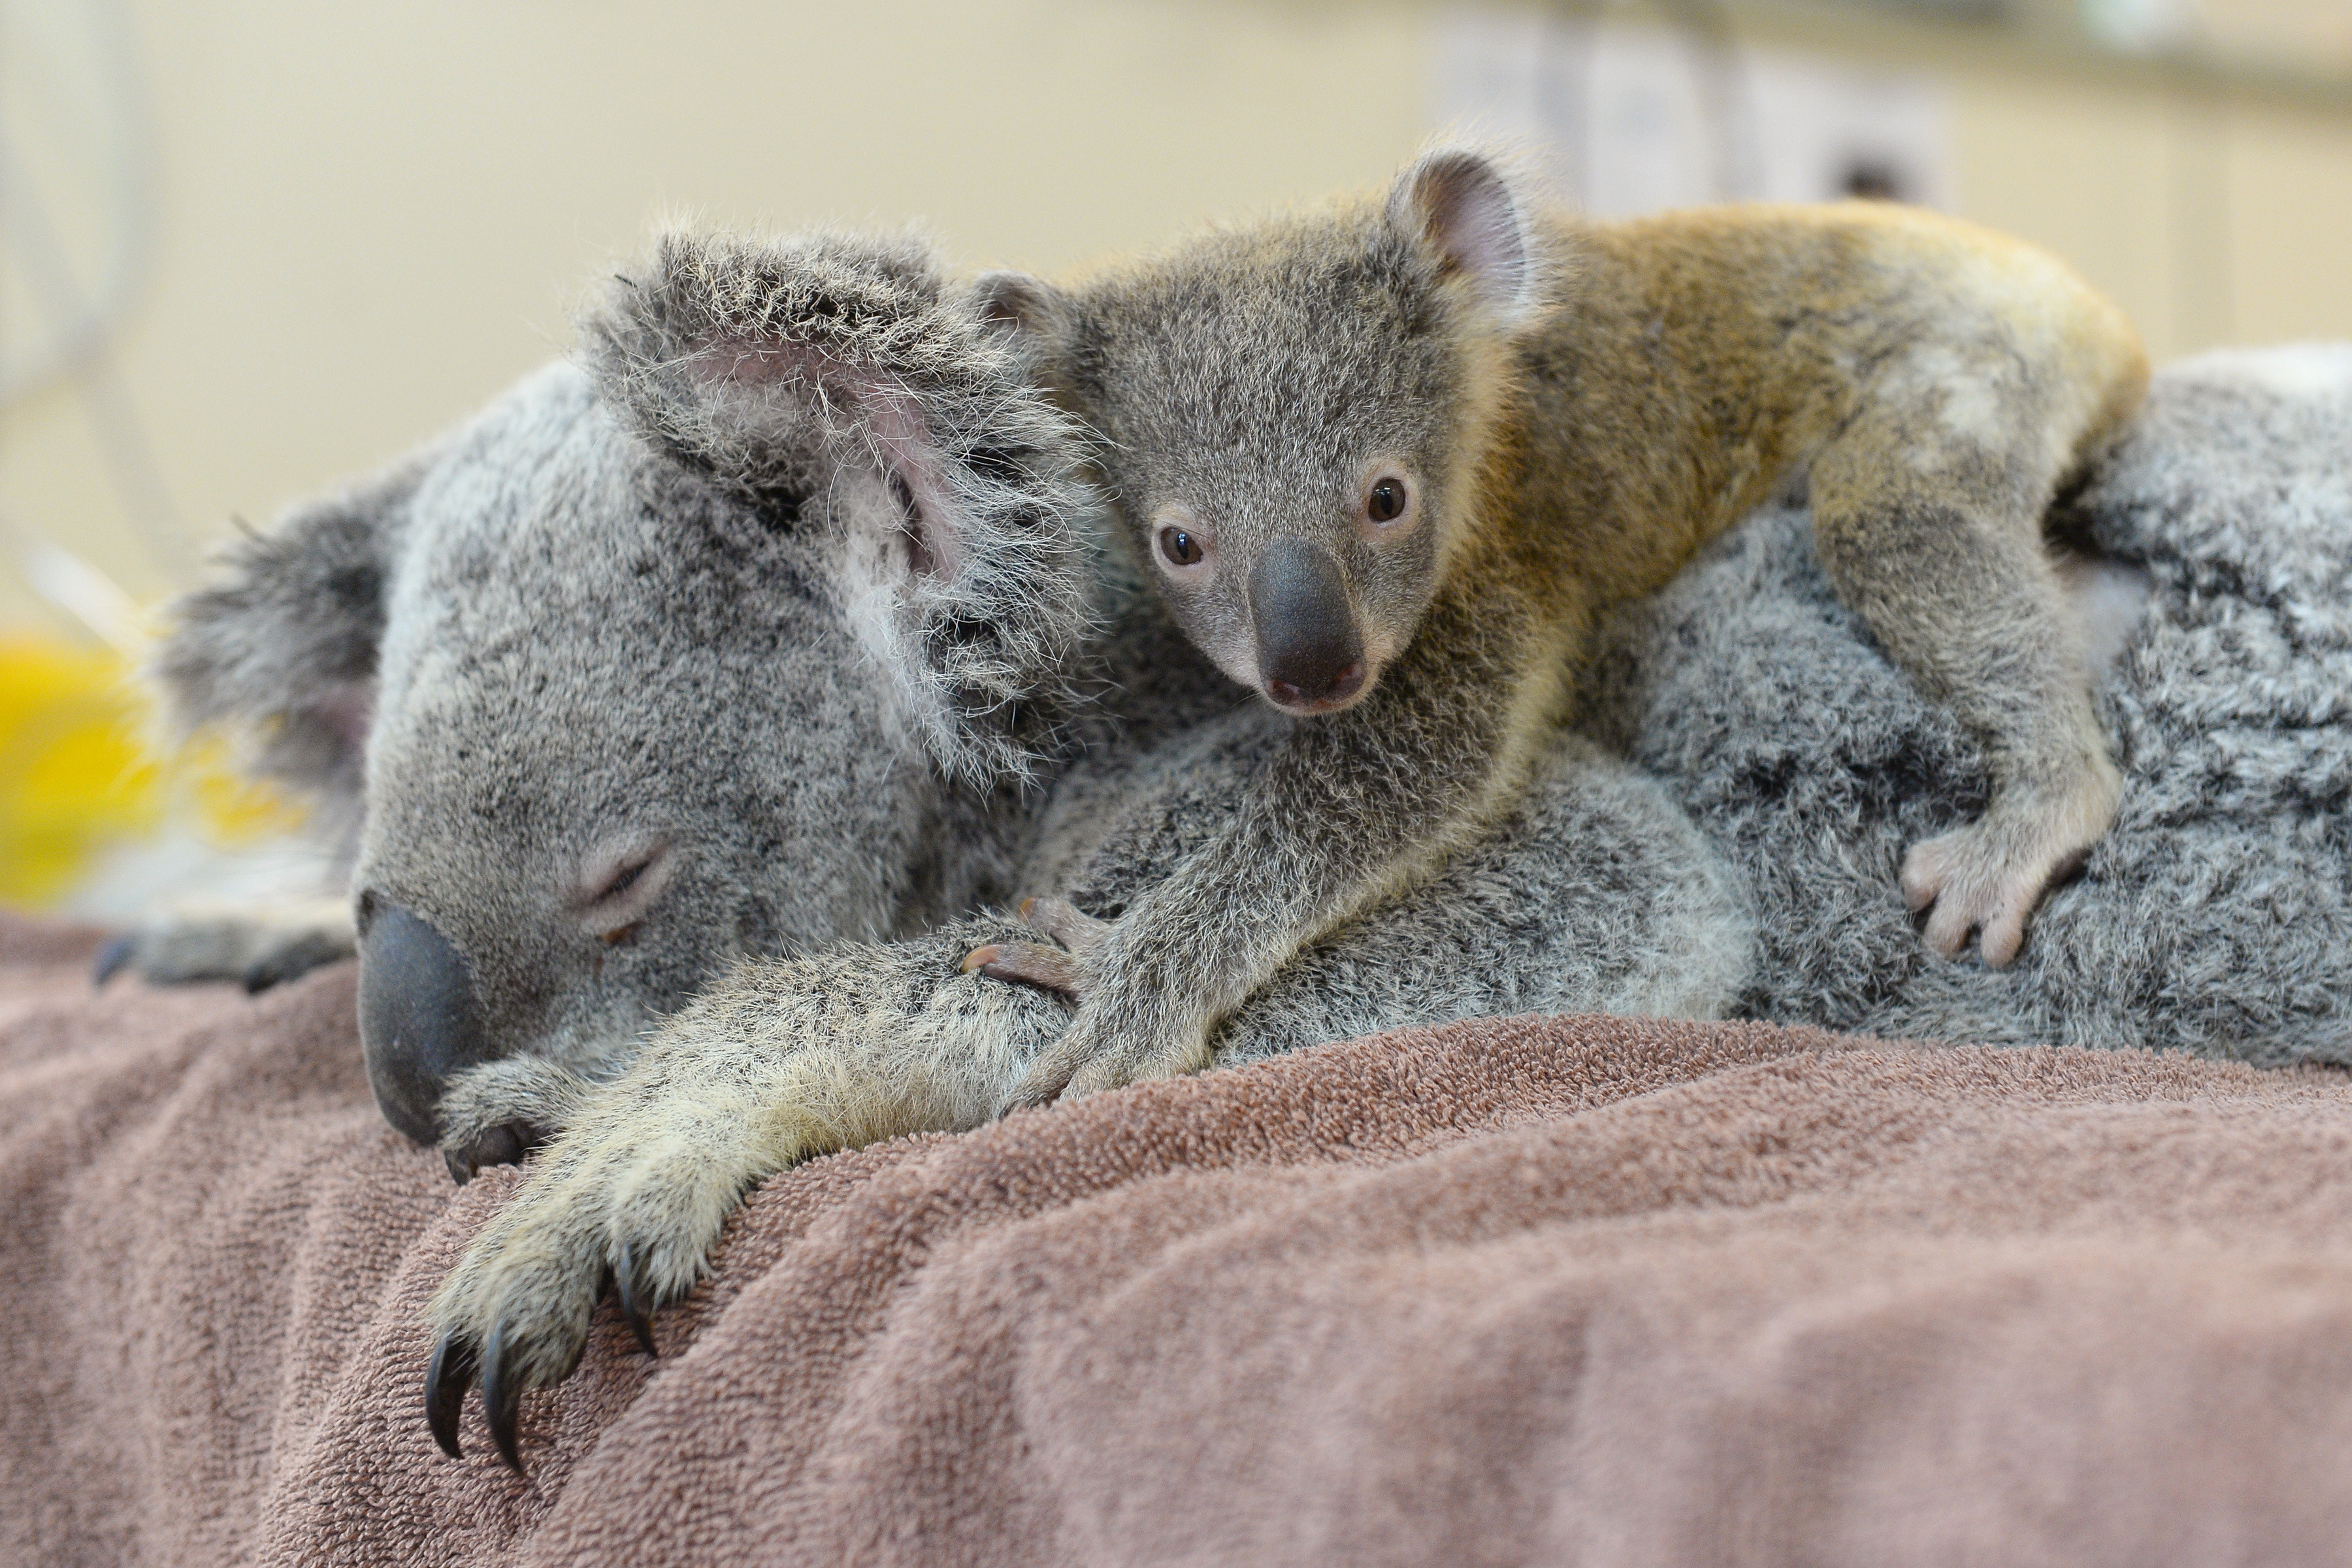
[1585,345,2352,1063]
[5,914,2351,1567]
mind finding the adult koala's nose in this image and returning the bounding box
[357,899,489,1145]
[1249,538,1366,711]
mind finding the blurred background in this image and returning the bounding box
[3,0,2348,915]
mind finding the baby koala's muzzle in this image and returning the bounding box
[1250,538,1366,710]
[357,900,490,1145]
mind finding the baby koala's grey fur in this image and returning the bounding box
[1586,344,2352,1064]
[969,141,2146,1110]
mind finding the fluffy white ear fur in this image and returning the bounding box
[687,334,962,582]
[588,231,1098,789]
[1388,146,1539,321]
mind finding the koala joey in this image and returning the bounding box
[971,142,2148,1104]
[145,227,1102,1173]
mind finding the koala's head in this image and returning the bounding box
[155,229,1096,1152]
[984,145,1548,717]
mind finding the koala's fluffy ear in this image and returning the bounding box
[586,229,1099,787]
[1388,144,1541,321]
[152,457,415,800]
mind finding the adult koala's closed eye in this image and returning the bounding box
[145,229,1100,1171]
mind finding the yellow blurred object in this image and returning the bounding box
[0,638,303,909]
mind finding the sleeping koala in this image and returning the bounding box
[138,229,1749,1469]
[144,229,1103,1169]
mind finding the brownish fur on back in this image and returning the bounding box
[1507,201,2147,617]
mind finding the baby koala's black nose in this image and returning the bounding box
[1250,538,1366,711]
[357,898,489,1145]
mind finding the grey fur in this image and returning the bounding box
[970,142,2148,1109]
[1585,344,2352,1064]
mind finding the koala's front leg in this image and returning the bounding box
[424,919,1065,1472]
[1810,407,2124,968]
[95,895,355,993]
[995,580,1563,1106]
[436,1056,597,1184]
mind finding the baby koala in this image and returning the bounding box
[973,142,2146,1103]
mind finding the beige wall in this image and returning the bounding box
[3,0,2349,633]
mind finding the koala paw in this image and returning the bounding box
[95,898,355,993]
[976,898,1217,1108]
[436,1056,597,1185]
[1002,993,1213,1112]
[1901,766,2117,967]
[963,896,1110,997]
[425,1102,752,1472]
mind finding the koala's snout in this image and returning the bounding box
[357,899,489,1145]
[1249,538,1366,712]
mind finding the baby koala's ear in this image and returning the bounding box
[1387,144,1541,321]
[971,270,1071,347]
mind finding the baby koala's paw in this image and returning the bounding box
[963,896,1111,998]
[1901,764,2119,967]
[436,1056,596,1185]
[94,898,354,993]
[425,1094,757,1472]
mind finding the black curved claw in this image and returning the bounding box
[444,1121,538,1187]
[425,1332,478,1460]
[480,1322,526,1474]
[613,1245,659,1358]
[92,936,134,989]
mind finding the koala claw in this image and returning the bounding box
[91,937,135,988]
[93,904,357,993]
[966,896,1111,996]
[973,942,1091,996]
[444,1120,544,1186]
[425,1331,476,1460]
[480,1322,526,1474]
[613,1244,660,1358]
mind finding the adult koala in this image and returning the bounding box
[133,232,1105,1165]
[131,230,1747,1466]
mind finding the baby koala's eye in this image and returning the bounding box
[1159,526,1205,567]
[1367,476,1409,525]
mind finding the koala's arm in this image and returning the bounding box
[996,566,1569,1105]
[424,916,1066,1465]
[98,894,357,992]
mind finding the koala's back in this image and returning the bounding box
[1512,202,2149,606]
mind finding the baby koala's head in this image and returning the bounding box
[984,145,1551,717]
